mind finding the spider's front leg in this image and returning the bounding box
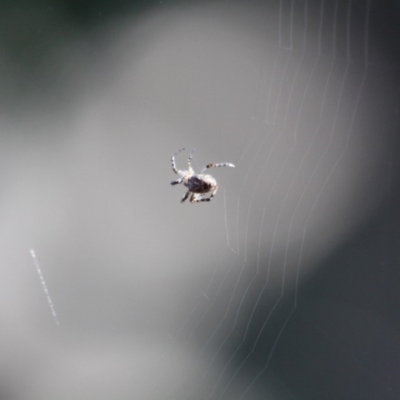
[187,148,195,174]
[171,148,185,174]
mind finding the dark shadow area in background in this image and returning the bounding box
[0,0,164,115]
[270,179,400,400]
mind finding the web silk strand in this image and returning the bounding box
[30,249,60,326]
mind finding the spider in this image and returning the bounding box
[171,148,235,203]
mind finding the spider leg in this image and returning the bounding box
[171,178,183,185]
[200,162,235,173]
[189,193,200,203]
[187,148,195,174]
[181,190,190,203]
[171,148,185,174]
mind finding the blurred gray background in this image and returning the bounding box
[1,1,400,399]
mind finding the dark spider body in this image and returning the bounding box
[185,175,216,194]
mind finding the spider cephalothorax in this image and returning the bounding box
[171,148,235,203]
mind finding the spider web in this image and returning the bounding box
[1,1,400,399]
[152,1,400,399]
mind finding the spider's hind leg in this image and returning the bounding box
[171,178,183,185]
[181,191,190,203]
[200,162,235,173]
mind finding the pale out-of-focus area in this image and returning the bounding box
[1,1,400,399]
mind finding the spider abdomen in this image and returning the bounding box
[186,174,216,194]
